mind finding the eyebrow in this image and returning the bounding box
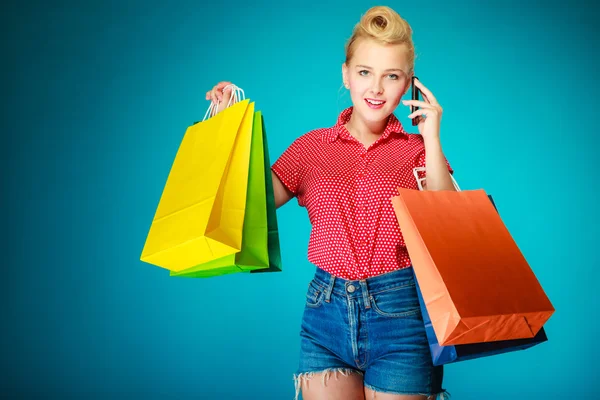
[355,65,406,73]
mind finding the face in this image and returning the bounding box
[342,38,411,124]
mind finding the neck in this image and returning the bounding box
[346,111,389,140]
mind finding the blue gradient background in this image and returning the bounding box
[3,0,598,398]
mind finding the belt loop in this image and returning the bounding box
[325,274,336,303]
[359,279,370,309]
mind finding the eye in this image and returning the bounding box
[359,70,370,76]
[388,74,399,80]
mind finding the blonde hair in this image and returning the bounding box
[345,6,415,75]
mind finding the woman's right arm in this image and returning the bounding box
[272,170,294,209]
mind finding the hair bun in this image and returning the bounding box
[360,6,412,42]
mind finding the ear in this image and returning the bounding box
[342,63,349,88]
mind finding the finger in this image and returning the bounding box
[211,90,219,104]
[209,88,220,102]
[403,99,434,109]
[215,89,223,102]
[221,84,234,92]
[216,86,232,102]
[215,81,233,94]
[413,78,439,105]
[408,109,431,119]
[219,86,234,102]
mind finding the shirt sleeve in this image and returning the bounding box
[271,138,303,196]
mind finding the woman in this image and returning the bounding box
[206,6,454,400]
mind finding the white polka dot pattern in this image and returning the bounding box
[271,107,453,280]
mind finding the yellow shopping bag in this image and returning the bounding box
[140,99,255,272]
[170,110,281,278]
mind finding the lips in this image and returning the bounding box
[365,98,386,109]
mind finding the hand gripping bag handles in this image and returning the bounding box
[141,85,282,278]
[391,169,555,351]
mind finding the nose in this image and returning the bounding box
[371,81,383,95]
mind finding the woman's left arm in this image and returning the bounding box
[402,78,456,191]
[421,136,455,191]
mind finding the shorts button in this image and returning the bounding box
[347,284,356,293]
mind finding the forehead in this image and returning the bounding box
[351,38,409,69]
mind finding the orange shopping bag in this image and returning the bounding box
[391,187,555,346]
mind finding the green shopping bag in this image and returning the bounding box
[171,111,282,278]
[249,113,282,274]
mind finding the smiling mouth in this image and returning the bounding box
[365,98,386,108]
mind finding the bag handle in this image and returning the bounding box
[412,167,461,191]
[202,84,246,121]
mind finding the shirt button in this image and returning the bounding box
[347,284,356,293]
[360,153,366,158]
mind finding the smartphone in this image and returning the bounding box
[411,76,420,126]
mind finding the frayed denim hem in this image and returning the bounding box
[364,382,451,400]
[293,368,364,400]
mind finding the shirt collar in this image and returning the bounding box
[323,106,408,143]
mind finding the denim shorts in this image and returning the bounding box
[294,266,448,400]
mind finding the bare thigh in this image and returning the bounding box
[364,387,436,400]
[296,369,365,400]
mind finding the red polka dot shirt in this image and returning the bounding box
[271,107,453,280]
